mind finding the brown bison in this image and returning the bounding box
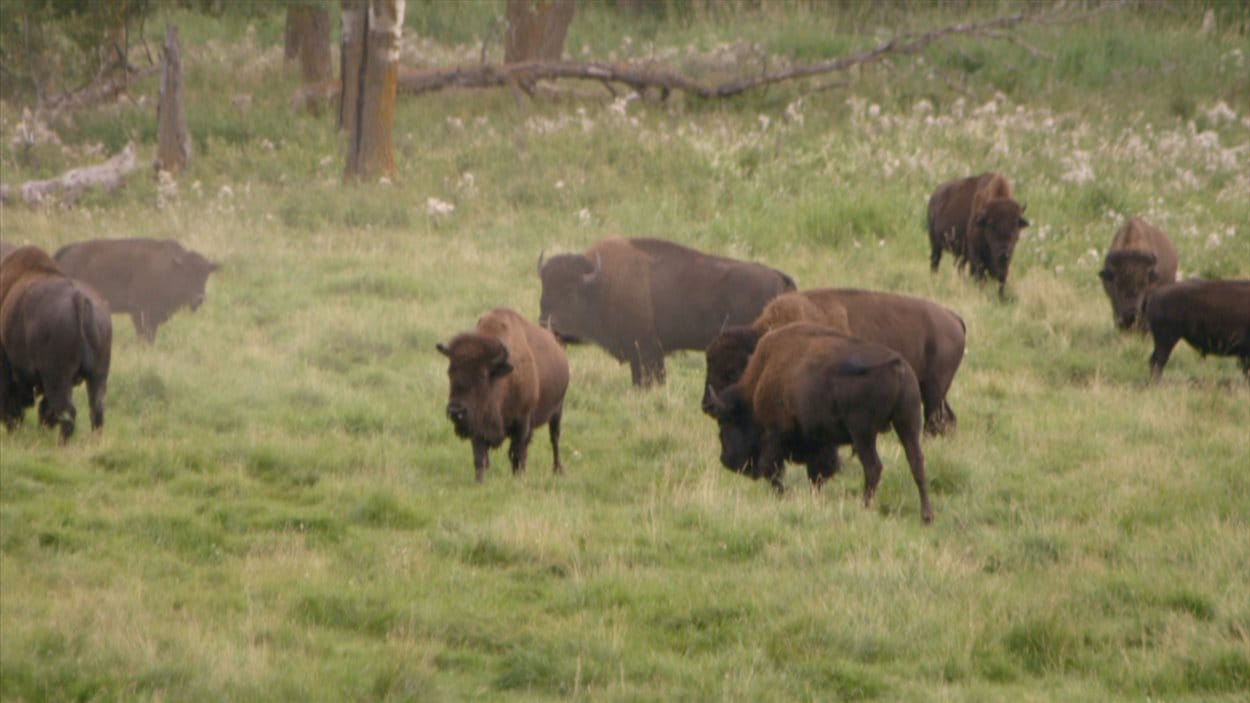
[437,308,570,483]
[1142,279,1250,382]
[54,238,218,344]
[927,172,1029,296]
[1099,217,1179,330]
[705,323,933,524]
[704,288,966,435]
[0,240,16,262]
[538,236,796,386]
[1,245,112,442]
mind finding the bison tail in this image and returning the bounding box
[73,292,100,373]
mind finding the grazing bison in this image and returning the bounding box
[1142,279,1250,382]
[0,240,16,262]
[704,288,966,435]
[437,307,570,483]
[0,245,112,442]
[1099,217,1179,330]
[705,323,933,524]
[538,236,795,386]
[54,238,218,344]
[927,172,1029,296]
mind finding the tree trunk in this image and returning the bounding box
[344,0,404,182]
[339,0,367,133]
[299,6,334,85]
[285,5,305,61]
[155,25,191,175]
[505,0,576,63]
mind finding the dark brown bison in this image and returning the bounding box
[0,240,16,262]
[703,288,966,435]
[437,307,570,483]
[1099,217,1179,330]
[54,238,218,344]
[927,172,1029,296]
[538,236,796,386]
[1142,279,1250,382]
[705,323,933,524]
[1,245,112,442]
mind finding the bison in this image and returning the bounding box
[927,172,1029,297]
[703,288,966,435]
[54,237,218,344]
[0,240,16,262]
[705,323,934,524]
[1099,217,1179,330]
[538,236,795,386]
[1,245,112,442]
[1142,279,1250,382]
[437,307,570,483]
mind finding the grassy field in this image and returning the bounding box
[1,2,1248,700]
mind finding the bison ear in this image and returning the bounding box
[1018,217,1030,228]
[580,252,602,286]
[489,343,513,378]
[436,342,452,357]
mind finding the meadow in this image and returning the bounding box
[0,2,1248,700]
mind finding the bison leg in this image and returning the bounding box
[759,432,787,494]
[895,421,933,525]
[630,342,667,387]
[86,372,107,431]
[472,438,491,483]
[929,239,943,273]
[849,433,884,509]
[1148,331,1180,382]
[131,312,158,344]
[548,411,564,475]
[507,422,533,476]
[37,375,76,444]
[1240,356,1249,382]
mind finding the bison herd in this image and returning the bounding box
[2,171,1247,524]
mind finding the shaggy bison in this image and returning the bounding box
[0,245,112,442]
[1142,279,1250,382]
[0,240,16,262]
[705,323,933,524]
[437,308,570,483]
[927,172,1029,296]
[704,288,966,435]
[538,236,795,386]
[1099,217,1179,330]
[54,238,218,343]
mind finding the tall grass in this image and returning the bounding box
[1,2,1247,701]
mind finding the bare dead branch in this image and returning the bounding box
[0,142,139,207]
[395,10,1052,101]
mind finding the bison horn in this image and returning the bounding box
[704,384,726,414]
[436,342,452,357]
[582,252,602,285]
[536,250,546,277]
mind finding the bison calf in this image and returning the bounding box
[54,237,217,344]
[437,308,570,483]
[927,172,1029,297]
[1,245,112,443]
[706,323,934,524]
[1142,279,1250,382]
[1099,217,1179,330]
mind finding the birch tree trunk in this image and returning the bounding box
[155,25,191,175]
[338,0,367,133]
[344,0,404,182]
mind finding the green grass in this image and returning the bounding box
[2,2,1248,701]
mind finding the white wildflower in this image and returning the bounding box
[784,98,805,126]
[578,208,592,225]
[426,197,454,217]
[446,116,464,130]
[218,184,233,198]
[1204,101,1238,125]
[554,180,565,190]
[758,114,771,132]
[913,99,934,116]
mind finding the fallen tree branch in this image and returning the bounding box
[396,10,1035,99]
[0,142,139,207]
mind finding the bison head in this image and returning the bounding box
[704,383,763,478]
[436,334,513,444]
[537,251,602,345]
[170,250,219,312]
[973,200,1029,286]
[1099,250,1159,330]
[701,326,761,416]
